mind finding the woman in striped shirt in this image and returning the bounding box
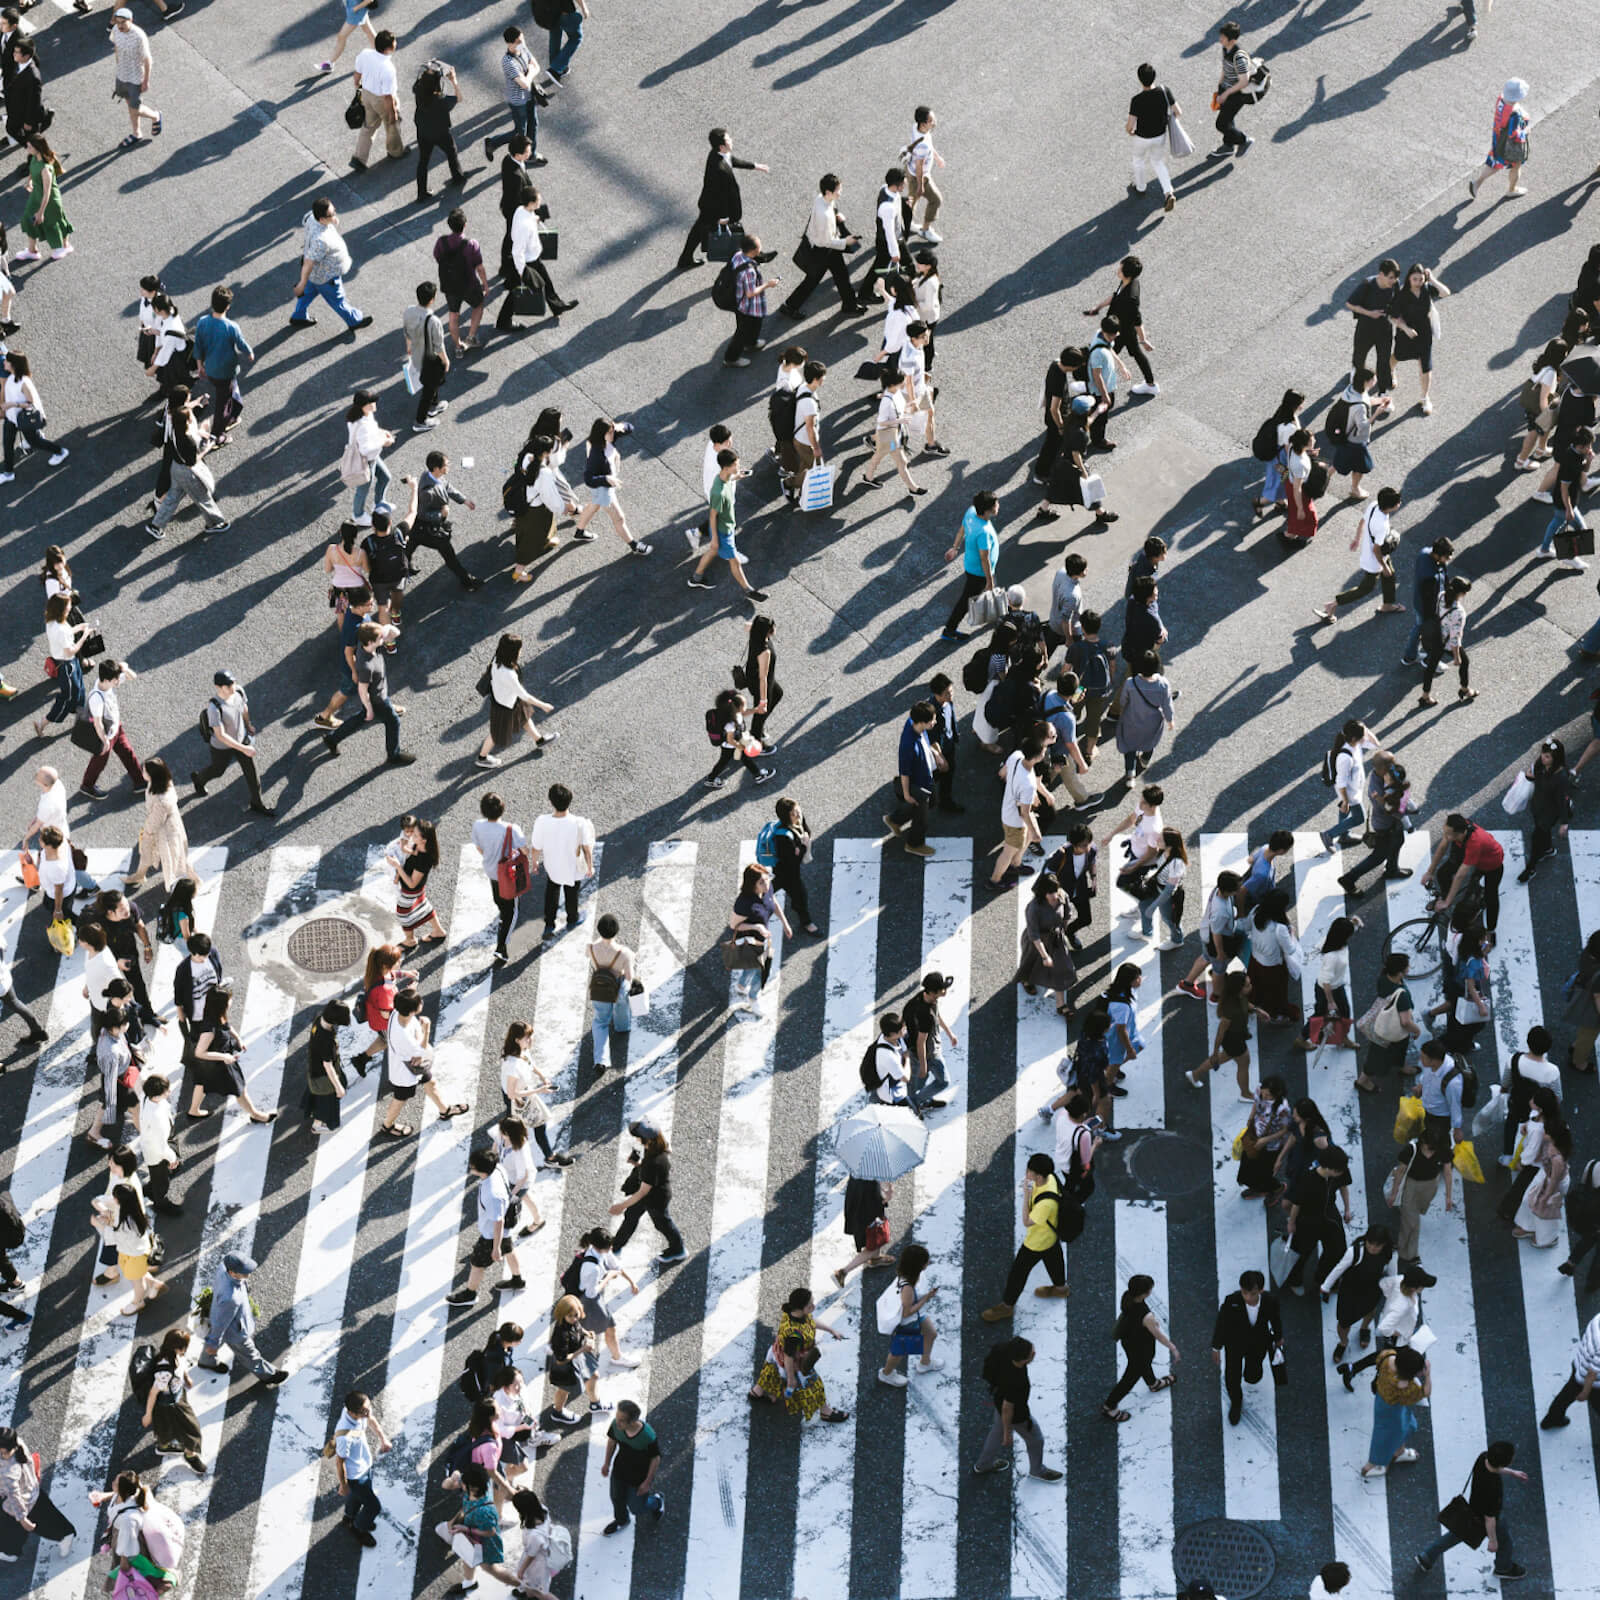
[1418,576,1475,707]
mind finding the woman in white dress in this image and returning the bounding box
[1513,1094,1571,1250]
[123,759,193,892]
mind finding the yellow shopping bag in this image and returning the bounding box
[1452,1139,1486,1184]
[1393,1095,1424,1146]
[1232,1125,1248,1161]
[46,916,75,958]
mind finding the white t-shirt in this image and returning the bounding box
[472,819,526,882]
[351,413,385,462]
[898,341,927,391]
[140,1097,177,1167]
[85,949,122,1013]
[1287,449,1310,486]
[354,47,398,96]
[877,193,902,260]
[39,853,76,903]
[914,273,941,325]
[1513,1052,1563,1097]
[530,813,594,886]
[793,392,819,443]
[774,363,803,395]
[476,1166,511,1240]
[871,1037,907,1103]
[501,1053,531,1100]
[904,129,933,177]
[386,1014,428,1087]
[490,662,528,710]
[876,389,906,430]
[35,779,69,840]
[702,440,721,499]
[578,1248,621,1299]
[109,1502,145,1561]
[881,305,912,355]
[1000,753,1038,828]
[1335,744,1366,802]
[1532,365,1558,396]
[45,618,76,659]
[1052,1110,1091,1176]
[1356,504,1390,574]
[497,1136,532,1193]
[1130,808,1164,858]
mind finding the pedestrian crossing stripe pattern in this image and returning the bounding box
[4,834,1600,1597]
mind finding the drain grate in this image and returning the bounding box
[1173,1519,1276,1599]
[1128,1131,1212,1198]
[285,916,367,975]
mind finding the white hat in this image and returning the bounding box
[1503,78,1529,103]
[112,6,134,16]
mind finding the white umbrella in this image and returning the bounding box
[831,1103,928,1181]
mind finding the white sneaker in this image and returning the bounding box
[1562,559,1590,572]
[916,1357,946,1374]
[877,1369,908,1388]
[608,1351,641,1369]
[918,226,943,244]
[531,1429,560,1448]
[1130,382,1161,397]
[48,448,69,465]
[1159,939,1184,952]
[1185,1070,1204,1089]
[350,513,373,526]
[0,472,12,484]
[1531,490,1553,504]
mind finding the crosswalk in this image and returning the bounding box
[3,828,1600,1598]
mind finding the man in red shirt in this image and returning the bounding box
[1424,813,1504,936]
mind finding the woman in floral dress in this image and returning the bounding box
[748,1288,849,1421]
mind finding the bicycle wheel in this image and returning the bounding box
[1383,915,1442,980]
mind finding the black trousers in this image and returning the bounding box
[543,878,578,931]
[1002,1242,1064,1306]
[1089,390,1118,446]
[726,311,764,364]
[709,746,764,783]
[491,885,519,957]
[679,209,731,267]
[1565,1226,1600,1291]
[1345,826,1404,883]
[415,355,447,425]
[783,249,857,313]
[1478,863,1503,934]
[409,522,475,586]
[1113,329,1154,386]
[1224,1344,1267,1408]
[1034,422,1063,481]
[1353,318,1395,394]
[1066,891,1094,938]
[416,131,463,199]
[935,744,959,807]
[328,692,401,759]
[749,681,783,740]
[944,572,988,635]
[1107,1350,1157,1408]
[1,987,44,1037]
[1542,1373,1596,1425]
[611,1193,684,1256]
[496,259,562,329]
[145,1156,178,1210]
[194,745,265,807]
[889,788,930,847]
[1215,95,1247,151]
[773,861,811,928]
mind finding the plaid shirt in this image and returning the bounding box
[732,253,766,319]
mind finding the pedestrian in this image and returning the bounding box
[1360,1344,1429,1479]
[678,127,768,271]
[97,889,158,1024]
[93,1180,166,1313]
[0,350,68,484]
[185,985,277,1124]
[1284,1144,1352,1294]
[877,1241,942,1388]
[991,737,1044,891]
[438,1463,520,1588]
[171,929,221,1046]
[1345,259,1401,400]
[1559,1161,1600,1289]
[1101,1272,1179,1423]
[1034,348,1085,484]
[350,29,404,167]
[140,1328,205,1472]
[411,451,483,587]
[1315,720,1377,851]
[748,1286,851,1421]
[980,1152,1072,1322]
[484,26,546,164]
[762,796,817,934]
[390,818,445,946]
[315,0,377,73]
[939,490,999,641]
[319,621,415,769]
[359,497,411,626]
[499,184,575,333]
[381,987,468,1136]
[971,1337,1064,1480]
[869,167,908,299]
[725,861,788,1016]
[530,782,594,941]
[433,209,489,354]
[1389,263,1449,415]
[572,417,651,554]
[903,969,958,1112]
[781,361,827,504]
[1417,576,1475,706]
[444,1147,527,1307]
[1353,948,1419,1093]
[1249,388,1307,519]
[778,174,864,317]
[330,1390,391,1551]
[1083,316,1130,451]
[1400,535,1453,666]
[599,1401,665,1535]
[1540,1309,1600,1428]
[412,58,465,201]
[289,198,373,333]
[1313,490,1405,624]
[474,633,557,770]
[1185,972,1267,1099]
[689,447,769,600]
[1564,933,1600,1072]
[1126,64,1179,214]
[722,234,780,370]
[91,1002,142,1151]
[191,285,252,445]
[1321,1223,1394,1360]
[543,0,586,83]
[403,284,451,431]
[608,1120,685,1265]
[1515,340,1567,470]
[860,367,926,498]
[1211,1269,1283,1425]
[1016,872,1076,1015]
[1468,79,1530,200]
[563,1227,640,1368]
[304,999,350,1134]
[0,1428,75,1562]
[108,8,161,147]
[1537,425,1594,571]
[1113,650,1176,781]
[507,433,564,579]
[1321,368,1389,504]
[0,945,47,1049]
[545,1296,603,1423]
[927,673,963,815]
[833,1177,894,1287]
[472,792,526,965]
[1210,19,1257,159]
[1511,1097,1570,1249]
[1085,255,1160,397]
[3,38,46,161]
[342,390,392,525]
[1294,913,1358,1051]
[1415,1040,1467,1213]
[1517,737,1577,882]
[75,659,144,800]
[351,944,413,1076]
[1415,1440,1528,1579]
[144,390,230,539]
[585,912,634,1071]
[36,825,95,926]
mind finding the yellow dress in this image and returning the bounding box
[754,1311,827,1419]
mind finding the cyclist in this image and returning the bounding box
[1424,814,1503,942]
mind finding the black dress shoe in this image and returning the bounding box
[1383,867,1414,880]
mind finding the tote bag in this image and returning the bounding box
[338,429,372,489]
[800,464,835,512]
[966,588,1007,630]
[1166,110,1195,159]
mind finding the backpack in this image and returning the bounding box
[1442,1060,1479,1110]
[705,707,725,747]
[139,1500,186,1573]
[546,1525,574,1577]
[440,1428,484,1481]
[1324,396,1351,445]
[559,1249,594,1299]
[458,1348,490,1404]
[1064,1124,1096,1204]
[711,260,739,314]
[195,695,225,748]
[531,0,562,26]
[1049,1181,1086,1244]
[1320,747,1339,786]
[129,1343,159,1405]
[961,644,991,694]
[981,1340,1016,1394]
[589,956,622,1004]
[435,237,473,300]
[501,457,530,514]
[754,821,789,872]
[0,1191,24,1251]
[1247,59,1271,101]
[363,528,409,585]
[1305,460,1331,500]
[1251,415,1281,463]
[155,895,183,944]
[768,384,801,443]
[1069,640,1112,699]
[859,1041,886,1094]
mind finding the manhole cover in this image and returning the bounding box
[285,916,367,975]
[1173,1519,1276,1599]
[1128,1131,1212,1198]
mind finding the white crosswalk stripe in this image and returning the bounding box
[10,833,1600,1598]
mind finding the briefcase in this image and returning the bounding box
[512,281,547,318]
[1556,528,1596,560]
[537,228,558,262]
[706,223,739,263]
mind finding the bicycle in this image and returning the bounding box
[1380,864,1484,982]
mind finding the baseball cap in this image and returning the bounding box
[213,669,236,687]
[112,7,133,16]
[223,1252,257,1276]
[628,1120,660,1142]
[920,972,953,993]
[1070,394,1094,415]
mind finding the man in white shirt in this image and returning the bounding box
[866,1015,909,1106]
[497,189,575,331]
[530,782,594,941]
[80,660,146,801]
[139,1073,182,1214]
[1319,719,1376,853]
[0,949,47,1045]
[1051,1092,1100,1184]
[24,767,69,847]
[861,368,923,494]
[872,169,907,298]
[381,989,466,1135]
[446,1146,525,1304]
[991,738,1043,890]
[783,360,826,500]
[778,174,864,318]
[1313,487,1406,623]
[473,793,527,965]
[901,105,945,242]
[351,29,404,166]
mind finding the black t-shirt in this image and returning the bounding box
[1109,277,1143,331]
[1467,1454,1503,1518]
[637,1150,671,1203]
[413,90,456,143]
[1043,361,1069,422]
[1392,284,1436,340]
[355,649,388,699]
[1397,1139,1443,1182]
[745,639,778,695]
[1556,445,1591,494]
[1115,1304,1156,1361]
[902,992,938,1052]
[1349,275,1397,316]
[1128,85,1172,140]
[607,1420,660,1486]
[990,1363,1032,1426]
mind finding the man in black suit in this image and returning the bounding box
[676,126,768,271]
[498,135,536,282]
[1211,1269,1283,1425]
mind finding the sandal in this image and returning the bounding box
[831,1268,848,1289]
[821,1408,850,1422]
[248,1111,279,1124]
[1056,1003,1076,1018]
[1149,1375,1176,1392]
[1458,688,1478,702]
[439,1103,470,1118]
[1354,1077,1378,1094]
[1102,1405,1130,1423]
[380,1123,414,1138]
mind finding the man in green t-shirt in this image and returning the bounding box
[688,447,768,601]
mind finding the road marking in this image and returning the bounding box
[1108,831,1166,1130]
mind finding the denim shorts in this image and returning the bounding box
[717,528,740,561]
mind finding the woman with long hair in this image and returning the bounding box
[1247,891,1303,1027]
[14,134,71,262]
[1233,1074,1295,1203]
[1187,969,1269,1099]
[499,1020,572,1168]
[1137,827,1187,948]
[1294,913,1359,1051]
[95,1182,164,1313]
[510,434,562,580]
[186,985,276,1123]
[34,590,88,735]
[390,817,446,946]
[305,998,351,1133]
[1390,264,1450,414]
[1101,1272,1178,1422]
[878,1241,940,1388]
[705,688,772,788]
[344,390,393,525]
[1,350,69,484]
[1516,339,1568,469]
[572,417,651,555]
[141,1327,205,1472]
[545,1295,604,1424]
[354,943,415,1074]
[509,1488,561,1600]
[744,614,782,743]
[322,522,371,622]
[123,758,193,893]
[477,633,557,769]
[1251,386,1307,518]
[495,1114,545,1238]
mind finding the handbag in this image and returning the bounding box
[720,935,765,972]
[475,662,493,698]
[18,851,40,892]
[1453,992,1488,1027]
[863,1216,891,1251]
[43,657,59,678]
[70,842,88,872]
[512,279,547,318]
[1267,1235,1295,1288]
[875,1278,905,1335]
[799,464,835,512]
[537,228,559,261]
[1556,528,1597,559]
[966,588,1007,630]
[1501,770,1532,814]
[1079,473,1106,508]
[338,432,373,489]
[706,223,739,263]
[344,89,366,130]
[1438,1464,1486,1548]
[1505,133,1529,165]
[1166,110,1195,159]
[792,232,816,273]
[79,632,106,660]
[71,718,103,755]
[496,826,532,900]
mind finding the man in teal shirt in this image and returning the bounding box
[940,489,1000,640]
[192,285,255,445]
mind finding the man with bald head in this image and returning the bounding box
[22,767,68,848]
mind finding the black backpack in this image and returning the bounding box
[1320,747,1339,786]
[435,238,473,301]
[961,644,991,694]
[859,1041,885,1094]
[195,695,223,748]
[1064,1126,1096,1205]
[981,1340,1017,1394]
[705,707,725,746]
[1251,415,1281,463]
[1442,1060,1479,1110]
[769,385,801,443]
[531,0,563,26]
[457,1349,489,1404]
[129,1343,159,1405]
[711,260,739,314]
[363,529,409,584]
[501,458,530,514]
[1306,460,1331,500]
[1324,396,1352,444]
[559,1249,593,1299]
[0,1191,24,1251]
[1050,1181,1086,1243]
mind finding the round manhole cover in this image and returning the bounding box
[1173,1519,1276,1599]
[1128,1131,1212,1198]
[285,916,367,975]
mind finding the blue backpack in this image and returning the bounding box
[755,821,790,872]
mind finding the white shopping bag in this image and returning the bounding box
[875,1278,904,1335]
[1080,473,1106,508]
[800,464,835,512]
[1502,771,1532,815]
[402,360,420,396]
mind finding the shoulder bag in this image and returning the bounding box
[1165,89,1195,159]
[1438,1462,1487,1548]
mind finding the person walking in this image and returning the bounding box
[289,198,373,333]
[0,350,69,484]
[497,184,576,330]
[192,285,253,445]
[677,127,768,270]
[305,999,350,1133]
[1539,1310,1600,1428]
[859,367,926,498]
[689,447,769,600]
[350,29,404,167]
[903,969,957,1111]
[1084,255,1160,396]
[1212,1270,1284,1425]
[476,632,557,768]
[15,135,72,263]
[882,701,941,860]
[0,1429,75,1563]
[198,1252,287,1385]
[332,1390,392,1550]
[980,1152,1072,1322]
[380,987,468,1135]
[411,451,483,587]
[109,8,161,148]
[1345,259,1400,400]
[1390,264,1449,415]
[140,1327,205,1472]
[191,670,274,815]
[1102,1273,1179,1422]
[604,1126,681,1260]
[472,792,526,965]
[412,58,465,201]
[572,417,651,554]
[587,913,634,1071]
[1360,1345,1430,1480]
[1538,426,1594,572]
[1415,1441,1528,1579]
[747,1287,849,1421]
[530,783,593,941]
[144,391,230,538]
[1559,1162,1600,1290]
[1468,79,1530,201]
[1113,650,1175,780]
[1126,64,1179,213]
[542,0,586,81]
[321,622,415,768]
[1518,737,1577,882]
[971,1337,1064,1480]
[878,1241,941,1389]
[78,660,145,799]
[939,491,1000,642]
[722,235,779,369]
[1321,1224,1394,1361]
[545,1296,603,1423]
[315,0,377,73]
[599,1402,665,1535]
[1210,20,1257,159]
[342,390,392,525]
[484,26,547,164]
[402,285,450,432]
[433,209,489,353]
[1416,577,1475,706]
[777,174,864,317]
[1313,489,1404,624]
[445,1147,527,1306]
[563,1227,641,1370]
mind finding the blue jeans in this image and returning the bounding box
[1322,803,1365,847]
[1580,614,1600,655]
[548,12,583,73]
[1139,881,1182,940]
[1419,1516,1511,1573]
[328,690,401,757]
[47,655,84,724]
[486,99,535,157]
[1543,509,1587,554]
[607,1475,662,1528]
[591,993,632,1066]
[343,1474,380,1534]
[909,1043,949,1108]
[731,966,761,1004]
[1400,614,1423,662]
[353,458,391,521]
[291,275,363,328]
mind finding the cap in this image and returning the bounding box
[213,669,236,687]
[1503,78,1529,103]
[1070,394,1094,415]
[920,972,953,994]
[628,1120,660,1142]
[223,1252,257,1276]
[112,6,133,16]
